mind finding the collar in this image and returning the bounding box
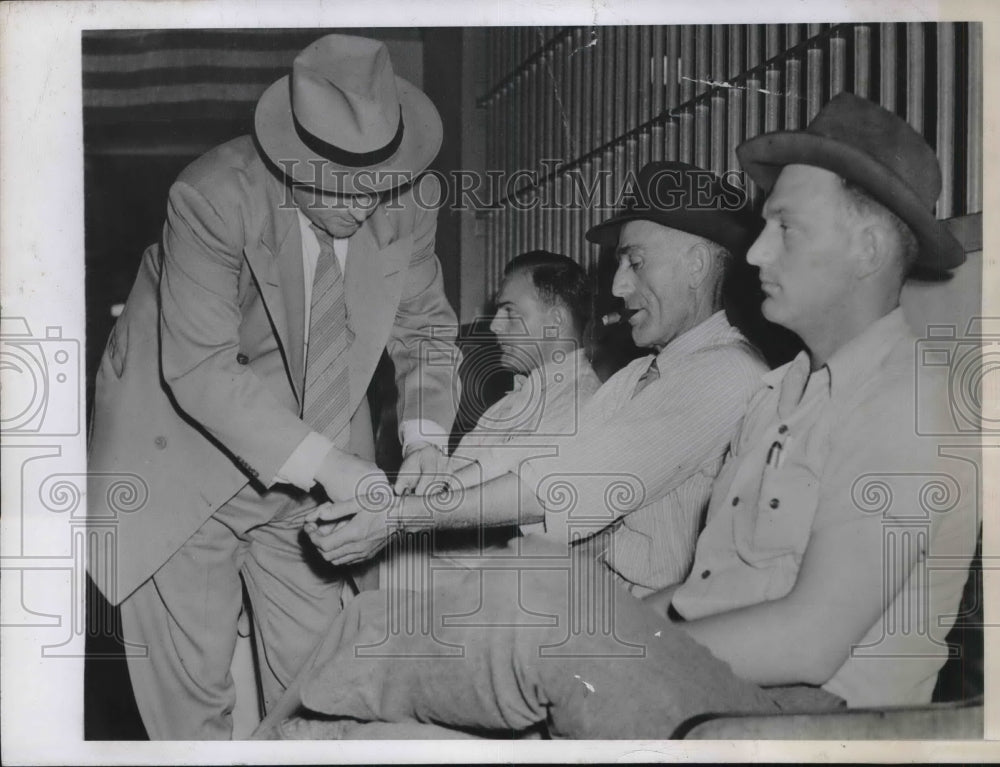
[654,310,739,367]
[824,307,912,399]
[761,307,912,399]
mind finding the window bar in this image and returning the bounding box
[573,27,586,164]
[967,22,983,211]
[784,23,802,130]
[745,25,763,141]
[641,26,654,126]
[906,23,925,134]
[636,26,662,167]
[694,25,711,169]
[806,24,824,122]
[829,28,846,98]
[764,24,782,134]
[935,22,956,218]
[679,25,695,163]
[650,27,666,163]
[710,25,727,175]
[583,29,595,157]
[614,27,628,149]
[528,58,538,176]
[628,26,641,132]
[603,29,616,167]
[853,23,871,98]
[880,22,898,113]
[726,24,745,174]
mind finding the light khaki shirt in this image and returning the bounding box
[673,309,978,706]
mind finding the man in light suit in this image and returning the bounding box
[87,34,460,739]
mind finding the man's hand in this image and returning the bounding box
[304,493,403,566]
[314,447,387,503]
[394,442,450,496]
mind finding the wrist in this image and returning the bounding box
[401,440,441,460]
[385,493,409,534]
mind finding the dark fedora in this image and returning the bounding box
[737,92,964,271]
[255,34,442,194]
[585,161,758,256]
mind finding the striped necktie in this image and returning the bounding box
[632,358,660,398]
[303,224,351,449]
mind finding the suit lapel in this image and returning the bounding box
[242,188,306,406]
[276,210,306,403]
[345,210,412,415]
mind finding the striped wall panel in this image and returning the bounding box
[478,23,983,291]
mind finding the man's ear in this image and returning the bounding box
[547,304,568,335]
[687,241,713,289]
[854,221,891,279]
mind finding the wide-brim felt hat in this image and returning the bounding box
[737,92,964,272]
[255,34,442,194]
[585,160,760,256]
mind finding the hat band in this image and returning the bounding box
[293,108,405,169]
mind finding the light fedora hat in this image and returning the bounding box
[737,92,964,272]
[255,34,443,194]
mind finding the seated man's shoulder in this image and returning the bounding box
[691,337,768,393]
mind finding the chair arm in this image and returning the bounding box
[681,698,983,740]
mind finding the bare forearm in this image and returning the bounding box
[401,473,545,531]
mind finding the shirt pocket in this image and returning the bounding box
[748,461,820,561]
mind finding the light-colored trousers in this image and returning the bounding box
[120,482,364,740]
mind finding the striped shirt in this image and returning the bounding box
[520,311,768,592]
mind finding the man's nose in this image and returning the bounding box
[489,315,503,335]
[746,229,773,267]
[611,262,631,298]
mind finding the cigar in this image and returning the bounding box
[601,308,639,326]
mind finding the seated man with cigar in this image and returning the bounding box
[309,161,768,595]
[260,94,976,741]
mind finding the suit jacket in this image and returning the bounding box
[88,136,459,605]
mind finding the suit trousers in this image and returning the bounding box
[120,481,349,740]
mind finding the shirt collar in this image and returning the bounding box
[761,307,912,398]
[654,310,737,366]
[824,307,912,398]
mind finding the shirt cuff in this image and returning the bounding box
[273,431,334,490]
[400,419,450,455]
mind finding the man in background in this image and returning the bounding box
[439,251,602,494]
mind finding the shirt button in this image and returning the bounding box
[731,496,739,506]
[769,498,780,509]
[778,424,788,434]
[154,436,167,449]
[237,353,249,365]
[701,569,711,579]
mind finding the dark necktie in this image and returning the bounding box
[303,225,351,449]
[632,358,660,398]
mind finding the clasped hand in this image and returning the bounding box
[306,444,466,565]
